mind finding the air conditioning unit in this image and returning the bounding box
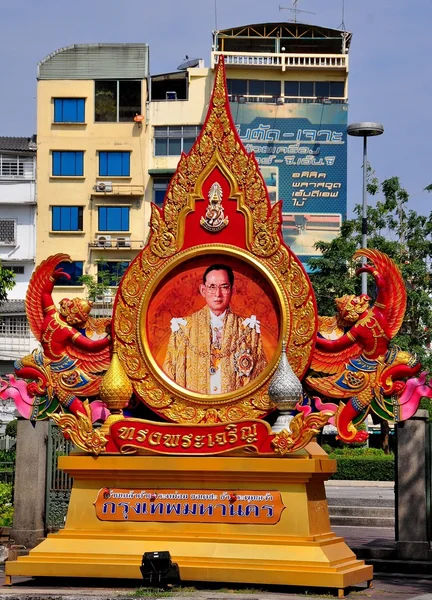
[96,235,112,248]
[94,181,113,193]
[116,236,131,248]
[166,91,177,100]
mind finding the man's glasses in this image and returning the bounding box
[205,284,231,295]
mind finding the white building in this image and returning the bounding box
[0,136,38,375]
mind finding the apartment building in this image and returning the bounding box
[36,44,149,305]
[0,136,38,372]
[149,22,350,268]
[37,23,350,303]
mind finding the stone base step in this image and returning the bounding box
[329,505,394,518]
[358,557,432,577]
[327,496,394,508]
[330,515,394,528]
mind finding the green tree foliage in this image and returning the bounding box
[0,483,14,526]
[0,261,15,306]
[5,419,17,439]
[78,260,112,302]
[309,175,432,371]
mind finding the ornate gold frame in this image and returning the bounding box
[139,245,285,405]
[113,58,317,424]
[114,241,316,424]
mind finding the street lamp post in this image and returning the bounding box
[347,122,384,294]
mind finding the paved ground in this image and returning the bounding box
[325,481,395,501]
[0,570,431,600]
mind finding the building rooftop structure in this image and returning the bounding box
[213,22,352,53]
[0,136,36,153]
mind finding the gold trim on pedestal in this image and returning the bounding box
[5,447,373,593]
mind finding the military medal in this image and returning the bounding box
[234,349,254,377]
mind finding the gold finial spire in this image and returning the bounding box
[99,346,133,431]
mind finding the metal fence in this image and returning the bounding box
[0,434,14,451]
[45,422,73,531]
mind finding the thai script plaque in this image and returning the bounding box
[94,488,285,524]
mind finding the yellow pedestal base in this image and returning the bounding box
[5,442,372,592]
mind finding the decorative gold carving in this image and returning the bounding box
[150,205,177,258]
[146,58,281,260]
[113,57,318,425]
[271,411,331,455]
[114,240,316,424]
[51,401,108,455]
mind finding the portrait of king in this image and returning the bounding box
[162,264,267,395]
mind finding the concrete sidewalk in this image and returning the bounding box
[1,569,431,600]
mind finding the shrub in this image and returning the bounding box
[322,443,333,455]
[329,453,394,481]
[0,483,13,526]
[419,398,432,423]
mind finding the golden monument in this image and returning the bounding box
[4,57,376,596]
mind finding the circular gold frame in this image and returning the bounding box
[139,245,286,406]
[114,242,316,424]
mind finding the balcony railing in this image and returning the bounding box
[0,334,38,360]
[228,94,346,105]
[88,238,145,251]
[212,51,348,72]
[92,184,144,196]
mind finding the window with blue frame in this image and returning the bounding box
[54,98,85,123]
[99,151,130,176]
[52,206,83,231]
[153,178,171,207]
[154,126,201,156]
[55,261,84,286]
[52,151,84,176]
[98,206,129,231]
[97,261,130,286]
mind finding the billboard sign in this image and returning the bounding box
[230,101,347,265]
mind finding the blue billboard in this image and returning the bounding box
[230,102,347,265]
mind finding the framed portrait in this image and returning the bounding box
[140,248,283,401]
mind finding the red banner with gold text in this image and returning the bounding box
[107,419,275,455]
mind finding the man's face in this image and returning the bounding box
[200,269,233,316]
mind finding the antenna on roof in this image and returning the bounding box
[279,1,315,23]
[338,0,346,30]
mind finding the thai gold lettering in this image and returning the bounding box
[181,434,193,448]
[206,434,215,447]
[117,427,136,441]
[240,424,258,443]
[136,429,149,442]
[193,435,205,448]
[215,432,227,446]
[148,431,162,446]
[163,434,180,448]
[225,424,238,443]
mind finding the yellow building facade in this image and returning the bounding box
[36,24,350,304]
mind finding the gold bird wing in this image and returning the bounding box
[25,253,70,342]
[354,248,406,338]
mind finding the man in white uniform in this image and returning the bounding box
[163,264,267,394]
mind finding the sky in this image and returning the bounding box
[1,0,431,217]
